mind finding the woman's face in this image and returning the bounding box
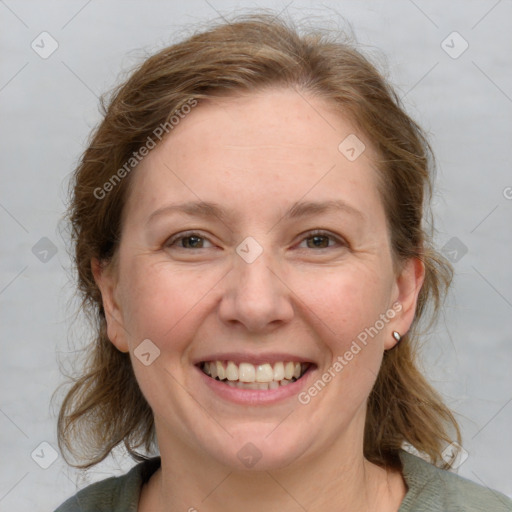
[95,88,423,471]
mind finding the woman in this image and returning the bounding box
[55,13,512,512]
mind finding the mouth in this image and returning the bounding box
[197,360,314,390]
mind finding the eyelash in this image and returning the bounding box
[165,230,346,251]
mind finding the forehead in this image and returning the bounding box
[162,88,372,162]
[124,88,385,227]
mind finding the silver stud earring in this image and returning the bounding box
[392,331,401,342]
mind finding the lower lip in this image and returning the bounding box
[195,364,317,405]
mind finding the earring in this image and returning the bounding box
[392,331,401,342]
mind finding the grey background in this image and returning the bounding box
[1,0,511,510]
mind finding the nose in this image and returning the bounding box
[218,245,294,333]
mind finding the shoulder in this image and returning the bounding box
[54,457,161,512]
[399,450,512,511]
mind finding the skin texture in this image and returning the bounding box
[93,88,425,512]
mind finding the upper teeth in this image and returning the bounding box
[202,361,308,383]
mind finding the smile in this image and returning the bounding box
[199,360,312,390]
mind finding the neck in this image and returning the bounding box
[141,417,405,512]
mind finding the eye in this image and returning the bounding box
[164,230,346,251]
[297,230,346,250]
[165,231,214,249]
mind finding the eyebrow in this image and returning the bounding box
[146,199,365,225]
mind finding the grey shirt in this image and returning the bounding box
[55,450,512,511]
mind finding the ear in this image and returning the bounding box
[91,257,129,353]
[384,257,425,350]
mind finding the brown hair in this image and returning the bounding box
[58,13,461,470]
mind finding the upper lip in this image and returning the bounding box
[193,352,317,366]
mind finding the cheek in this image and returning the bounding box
[117,260,217,408]
[302,269,390,406]
[118,257,222,351]
[300,263,393,344]
[303,265,392,399]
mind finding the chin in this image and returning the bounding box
[197,426,310,471]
